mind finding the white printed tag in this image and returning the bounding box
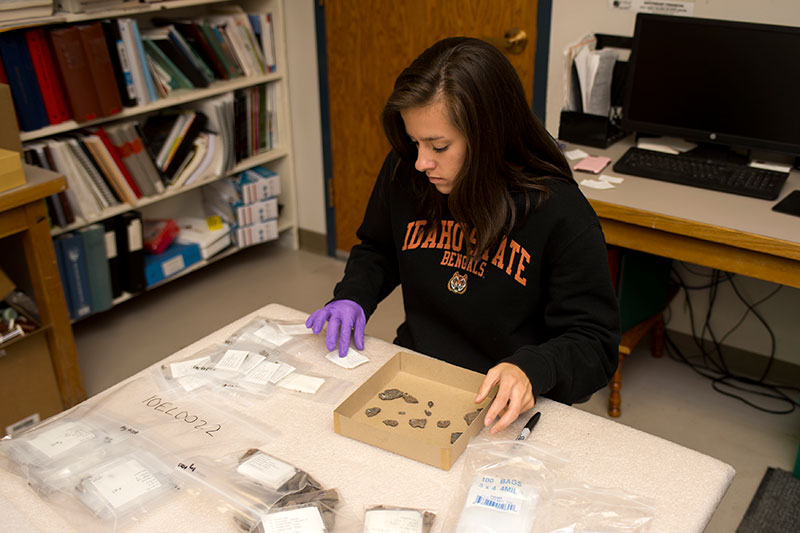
[276,373,324,394]
[565,148,589,160]
[161,255,185,278]
[27,422,95,459]
[89,458,162,509]
[268,362,296,384]
[240,353,266,374]
[244,360,281,385]
[276,322,313,336]
[259,506,326,533]
[178,375,207,392]
[364,509,424,533]
[170,356,210,378]
[325,348,369,369]
[237,452,296,490]
[254,324,293,346]
[465,475,525,515]
[216,349,249,371]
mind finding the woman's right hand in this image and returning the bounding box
[305,299,366,357]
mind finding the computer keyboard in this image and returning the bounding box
[612,147,790,200]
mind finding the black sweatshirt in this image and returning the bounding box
[333,151,620,404]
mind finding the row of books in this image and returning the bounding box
[0,5,276,131]
[22,84,278,229]
[54,212,145,320]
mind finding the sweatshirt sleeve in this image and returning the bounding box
[502,222,621,404]
[332,152,402,320]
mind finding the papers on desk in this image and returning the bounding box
[563,35,619,116]
[580,174,625,190]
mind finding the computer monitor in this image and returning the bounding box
[622,14,800,159]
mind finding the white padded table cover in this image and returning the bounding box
[0,303,735,532]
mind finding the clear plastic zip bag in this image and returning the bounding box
[363,505,437,533]
[181,447,347,532]
[0,407,140,495]
[446,438,568,533]
[543,480,657,532]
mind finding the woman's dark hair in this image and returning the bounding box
[382,36,572,259]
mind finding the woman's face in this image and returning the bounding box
[401,100,467,195]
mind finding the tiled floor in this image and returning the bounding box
[73,242,800,532]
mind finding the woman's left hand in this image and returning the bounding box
[474,362,535,435]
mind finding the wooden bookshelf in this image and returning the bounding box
[11,0,299,319]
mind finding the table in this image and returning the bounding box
[0,165,85,424]
[0,304,735,532]
[574,138,800,289]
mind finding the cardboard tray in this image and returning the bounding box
[333,351,495,470]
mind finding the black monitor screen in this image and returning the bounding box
[622,14,800,156]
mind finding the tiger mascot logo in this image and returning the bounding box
[448,271,468,294]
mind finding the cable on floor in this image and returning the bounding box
[665,265,799,415]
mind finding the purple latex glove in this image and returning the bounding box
[305,299,366,357]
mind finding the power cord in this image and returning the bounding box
[666,265,799,414]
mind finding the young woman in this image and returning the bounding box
[307,37,620,434]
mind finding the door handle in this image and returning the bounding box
[482,28,528,54]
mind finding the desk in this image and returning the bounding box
[0,165,85,419]
[0,304,734,532]
[573,138,800,288]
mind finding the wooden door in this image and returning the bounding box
[324,0,540,253]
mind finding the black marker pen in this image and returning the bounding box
[516,411,541,441]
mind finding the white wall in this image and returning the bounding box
[284,0,327,235]
[547,0,800,365]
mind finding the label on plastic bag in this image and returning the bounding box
[28,422,96,459]
[465,476,525,514]
[89,458,162,509]
[170,356,210,378]
[237,452,296,490]
[244,360,281,385]
[269,362,296,384]
[259,506,326,532]
[276,373,324,394]
[325,348,369,369]
[276,322,313,335]
[254,324,293,345]
[216,349,249,371]
[364,509,423,533]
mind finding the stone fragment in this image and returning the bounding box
[379,388,404,400]
[424,410,432,416]
[464,410,481,426]
[398,411,406,415]
[437,420,450,428]
[402,392,419,404]
[427,401,434,408]
[409,418,427,429]
[383,419,399,427]
[450,432,462,444]
[365,407,380,417]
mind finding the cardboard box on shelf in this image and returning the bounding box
[0,148,25,194]
[0,332,63,435]
[333,351,496,470]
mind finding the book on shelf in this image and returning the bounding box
[186,92,235,172]
[175,216,232,260]
[91,126,144,198]
[100,19,137,108]
[0,1,53,24]
[76,22,123,117]
[55,231,92,320]
[99,217,122,298]
[24,27,71,125]
[248,12,276,73]
[120,210,145,294]
[79,223,113,313]
[117,17,157,105]
[142,31,195,93]
[206,8,267,78]
[232,83,277,163]
[57,1,137,14]
[64,136,121,210]
[143,26,210,89]
[79,133,139,204]
[44,138,102,219]
[105,121,164,195]
[0,30,50,131]
[141,109,207,184]
[48,25,104,122]
[22,142,75,228]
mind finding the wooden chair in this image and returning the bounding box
[607,311,666,417]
